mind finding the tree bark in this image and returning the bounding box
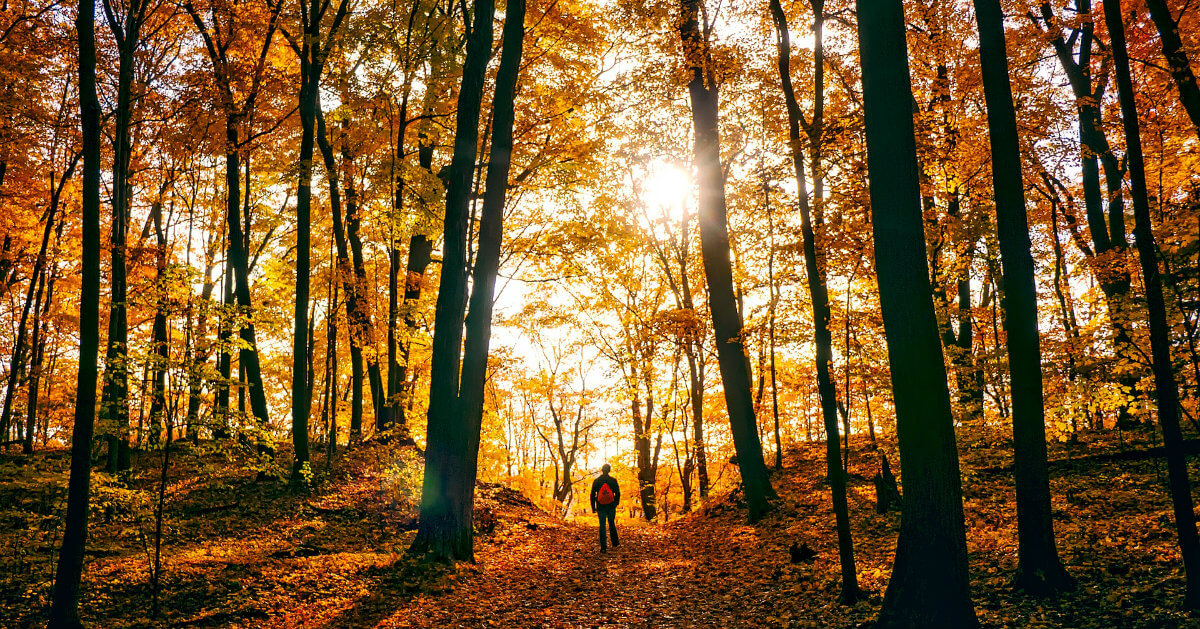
[1034,1,1140,412]
[316,105,368,447]
[1104,0,1200,608]
[857,1,978,626]
[1144,0,1200,139]
[291,10,319,473]
[770,0,859,602]
[147,200,170,445]
[412,0,500,561]
[98,0,146,474]
[48,0,102,619]
[974,0,1074,595]
[679,0,775,521]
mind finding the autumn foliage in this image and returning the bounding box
[0,0,1199,626]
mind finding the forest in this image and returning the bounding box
[1,0,1199,625]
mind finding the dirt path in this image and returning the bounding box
[305,470,883,629]
[333,517,842,629]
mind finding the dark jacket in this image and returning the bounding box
[590,473,621,512]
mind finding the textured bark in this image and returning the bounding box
[974,0,1074,596]
[1104,0,1200,608]
[857,1,978,626]
[679,0,776,521]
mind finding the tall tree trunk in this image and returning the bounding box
[632,381,658,520]
[414,0,525,560]
[147,201,170,445]
[1035,1,1140,412]
[1144,0,1200,138]
[316,105,367,447]
[411,0,498,561]
[389,83,439,437]
[1104,0,1200,608]
[292,27,319,474]
[341,123,387,432]
[767,194,781,471]
[974,0,1074,595]
[857,1,978,626]
[48,0,102,619]
[676,205,709,498]
[770,0,859,601]
[679,0,775,521]
[25,254,57,454]
[1,177,65,444]
[222,119,272,452]
[100,0,146,472]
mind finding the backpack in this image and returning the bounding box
[597,481,615,506]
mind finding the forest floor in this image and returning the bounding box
[3,425,1199,628]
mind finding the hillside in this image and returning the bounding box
[3,427,1196,628]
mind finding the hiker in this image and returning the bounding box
[590,463,621,552]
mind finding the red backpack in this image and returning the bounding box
[597,481,615,506]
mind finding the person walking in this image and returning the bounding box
[591,463,621,552]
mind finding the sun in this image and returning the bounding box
[640,160,692,222]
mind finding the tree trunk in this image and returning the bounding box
[1144,0,1200,139]
[99,0,145,474]
[679,0,775,521]
[292,29,319,474]
[768,195,781,471]
[1104,0,1200,608]
[1035,1,1140,411]
[632,386,658,520]
[147,201,170,445]
[856,1,978,626]
[316,105,368,447]
[25,258,57,454]
[974,0,1074,595]
[223,119,273,453]
[412,0,499,561]
[390,104,438,436]
[770,0,859,601]
[48,0,102,619]
[1,175,64,445]
[341,124,387,433]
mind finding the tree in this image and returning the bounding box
[678,0,775,521]
[1144,0,1200,139]
[1029,1,1141,413]
[1103,0,1200,608]
[413,0,525,561]
[184,0,282,445]
[285,0,350,477]
[47,0,103,619]
[856,0,977,626]
[973,0,1074,595]
[769,0,860,603]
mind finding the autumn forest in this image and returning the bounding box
[1,0,1199,626]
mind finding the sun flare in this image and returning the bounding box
[640,160,692,222]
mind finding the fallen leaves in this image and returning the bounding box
[2,426,1199,627]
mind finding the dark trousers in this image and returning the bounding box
[597,507,618,550]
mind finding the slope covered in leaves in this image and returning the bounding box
[3,427,1197,627]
